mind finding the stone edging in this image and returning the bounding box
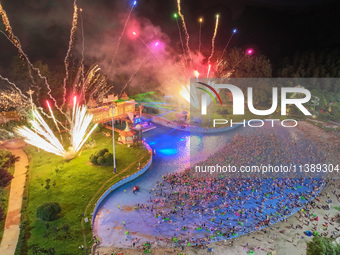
[91,141,153,226]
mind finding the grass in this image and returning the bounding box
[21,128,150,254]
[0,165,15,243]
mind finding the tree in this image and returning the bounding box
[215,48,272,78]
[307,236,340,255]
[36,202,62,222]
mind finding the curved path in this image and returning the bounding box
[0,139,28,255]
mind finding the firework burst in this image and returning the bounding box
[15,99,97,159]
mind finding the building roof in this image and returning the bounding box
[119,123,136,137]
[120,91,129,100]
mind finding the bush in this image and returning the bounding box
[0,149,19,169]
[307,236,340,255]
[36,202,62,222]
[89,148,113,166]
[0,167,13,188]
[97,148,109,157]
[0,206,4,221]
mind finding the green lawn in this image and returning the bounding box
[21,128,150,254]
[0,165,14,243]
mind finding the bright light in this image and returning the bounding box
[173,13,178,18]
[15,102,98,159]
[233,28,237,33]
[199,17,203,23]
[247,49,254,55]
[194,70,199,78]
[207,64,212,78]
[133,1,137,6]
[132,31,137,36]
[154,41,159,46]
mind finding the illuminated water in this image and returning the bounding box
[93,125,322,248]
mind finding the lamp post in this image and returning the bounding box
[110,104,117,173]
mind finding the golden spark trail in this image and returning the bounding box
[0,3,37,86]
[175,16,188,73]
[198,18,203,58]
[0,31,64,114]
[79,8,85,87]
[107,4,135,75]
[208,14,219,65]
[0,74,28,100]
[62,0,79,108]
[177,0,192,65]
[0,2,22,54]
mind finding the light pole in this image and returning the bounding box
[110,104,117,173]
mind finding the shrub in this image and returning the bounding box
[0,167,13,188]
[307,236,340,255]
[97,156,105,165]
[0,149,19,169]
[36,202,62,222]
[97,148,109,157]
[0,206,4,221]
[89,148,113,166]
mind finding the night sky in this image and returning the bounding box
[0,0,340,67]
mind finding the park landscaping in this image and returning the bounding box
[0,149,17,243]
[18,128,150,254]
[0,164,14,243]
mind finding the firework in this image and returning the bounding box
[177,0,192,65]
[62,0,79,108]
[0,2,23,55]
[132,32,163,64]
[198,17,203,59]
[46,100,63,142]
[79,8,85,86]
[15,102,97,159]
[207,14,220,65]
[107,1,137,74]
[207,64,212,78]
[174,13,187,72]
[16,109,66,157]
[179,83,200,109]
[0,31,63,113]
[219,28,237,61]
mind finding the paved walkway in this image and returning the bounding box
[0,139,28,255]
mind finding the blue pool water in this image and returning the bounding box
[93,125,323,247]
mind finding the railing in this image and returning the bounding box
[91,141,153,226]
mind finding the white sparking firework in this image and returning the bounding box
[16,109,66,157]
[179,83,200,109]
[71,97,98,153]
[15,101,98,159]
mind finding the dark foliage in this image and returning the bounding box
[36,202,62,222]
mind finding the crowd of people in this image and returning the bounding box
[130,129,329,247]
